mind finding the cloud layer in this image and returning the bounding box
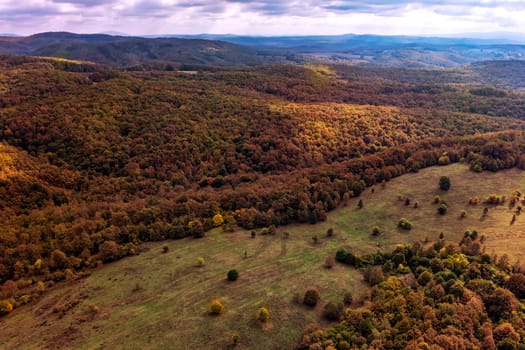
[1,0,525,36]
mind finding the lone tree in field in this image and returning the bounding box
[398,218,412,230]
[227,269,239,281]
[258,307,270,322]
[303,288,321,307]
[323,302,343,321]
[231,332,240,346]
[439,176,451,191]
[209,299,224,315]
[438,203,448,215]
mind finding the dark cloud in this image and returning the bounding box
[0,5,62,20]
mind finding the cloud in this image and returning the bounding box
[0,0,524,36]
[50,0,113,5]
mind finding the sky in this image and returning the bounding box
[1,0,525,36]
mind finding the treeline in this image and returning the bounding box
[299,235,525,349]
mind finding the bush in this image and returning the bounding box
[438,153,450,165]
[162,244,169,253]
[343,291,353,306]
[231,332,240,346]
[227,269,239,281]
[438,203,448,215]
[210,299,224,315]
[304,288,320,307]
[335,249,357,266]
[324,255,335,269]
[469,196,481,205]
[0,299,13,315]
[398,218,412,230]
[418,271,433,286]
[326,228,334,237]
[439,176,451,191]
[230,332,241,346]
[258,307,270,322]
[212,213,224,227]
[372,226,380,236]
[364,266,385,286]
[196,257,205,267]
[323,302,343,321]
[357,199,363,209]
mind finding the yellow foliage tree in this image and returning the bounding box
[210,299,224,315]
[258,307,270,322]
[212,213,224,227]
[0,300,13,315]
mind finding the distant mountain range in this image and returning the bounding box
[0,32,299,67]
[0,31,524,67]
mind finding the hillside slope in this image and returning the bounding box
[0,32,298,67]
[1,57,525,325]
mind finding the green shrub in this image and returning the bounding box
[231,332,240,346]
[438,203,448,215]
[227,269,239,281]
[398,218,412,230]
[417,271,433,286]
[439,176,451,191]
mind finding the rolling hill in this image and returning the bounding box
[2,32,525,68]
[0,32,300,67]
[1,53,525,348]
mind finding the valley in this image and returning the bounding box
[2,164,525,349]
[1,34,525,348]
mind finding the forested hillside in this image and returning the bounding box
[0,32,300,67]
[1,55,525,323]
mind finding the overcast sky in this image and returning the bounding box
[1,0,525,36]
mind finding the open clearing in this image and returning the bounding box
[2,163,525,349]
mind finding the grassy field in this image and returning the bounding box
[2,163,525,349]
